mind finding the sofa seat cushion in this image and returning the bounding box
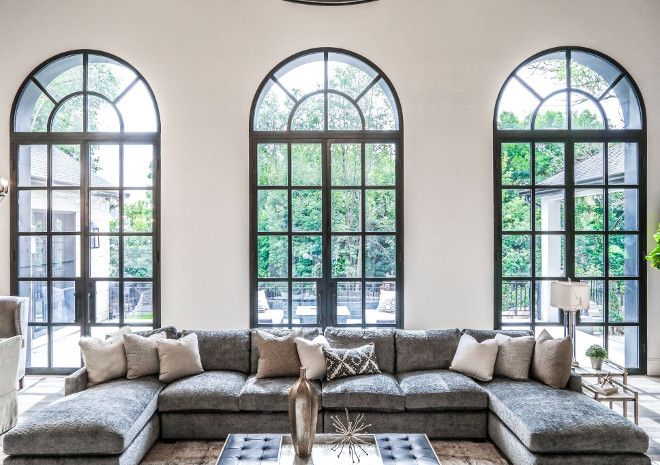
[239,376,321,412]
[3,377,164,456]
[482,377,649,454]
[398,370,488,411]
[159,371,246,412]
[322,373,404,412]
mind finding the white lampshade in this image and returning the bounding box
[550,281,590,312]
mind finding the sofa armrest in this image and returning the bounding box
[65,367,88,396]
[566,372,582,392]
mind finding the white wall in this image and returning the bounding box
[1,0,660,371]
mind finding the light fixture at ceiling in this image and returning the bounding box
[283,0,377,5]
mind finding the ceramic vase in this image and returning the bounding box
[288,367,318,457]
[591,357,604,370]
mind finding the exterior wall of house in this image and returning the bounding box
[0,0,659,372]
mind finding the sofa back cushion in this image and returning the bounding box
[250,328,320,374]
[462,328,533,343]
[324,327,395,374]
[395,329,461,373]
[181,329,250,373]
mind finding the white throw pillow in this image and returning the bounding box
[295,335,330,380]
[79,327,132,386]
[449,334,499,382]
[124,332,167,380]
[157,333,204,383]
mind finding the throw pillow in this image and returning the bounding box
[531,329,573,389]
[323,343,380,380]
[449,334,499,382]
[255,329,302,378]
[493,333,536,380]
[157,333,204,383]
[124,332,167,380]
[79,327,131,386]
[295,335,330,380]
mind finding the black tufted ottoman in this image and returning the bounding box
[217,433,440,464]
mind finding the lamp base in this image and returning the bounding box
[564,309,579,367]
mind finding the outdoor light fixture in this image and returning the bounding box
[0,178,7,202]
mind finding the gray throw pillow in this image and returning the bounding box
[157,333,204,383]
[531,329,573,389]
[79,327,131,386]
[493,333,535,380]
[323,343,380,380]
[124,332,167,380]
[255,329,302,378]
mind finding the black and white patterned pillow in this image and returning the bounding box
[322,343,381,380]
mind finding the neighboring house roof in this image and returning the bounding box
[542,143,626,186]
[31,146,114,188]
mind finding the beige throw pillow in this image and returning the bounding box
[531,329,573,389]
[79,327,131,386]
[295,335,329,380]
[449,334,499,381]
[493,333,536,380]
[255,329,302,378]
[124,332,167,380]
[157,333,204,383]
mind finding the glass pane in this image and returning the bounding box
[292,236,322,278]
[292,282,317,325]
[292,144,321,186]
[328,94,362,130]
[609,234,638,277]
[88,54,137,100]
[19,281,48,323]
[328,53,377,98]
[366,235,396,278]
[27,326,48,368]
[358,80,397,130]
[121,190,153,234]
[331,144,361,186]
[535,189,564,231]
[575,189,604,231]
[124,236,153,278]
[254,80,295,131]
[366,144,395,186]
[17,145,47,187]
[331,190,361,232]
[52,95,84,132]
[602,77,642,129]
[292,190,322,232]
[337,282,362,325]
[578,280,604,324]
[332,236,361,278]
[534,326,564,339]
[258,190,288,232]
[502,235,531,277]
[501,281,531,324]
[570,93,604,129]
[535,281,560,323]
[258,144,288,186]
[533,92,567,129]
[52,145,81,186]
[52,326,81,368]
[570,51,620,97]
[608,189,638,231]
[496,78,539,130]
[575,234,604,277]
[90,144,120,187]
[608,143,638,185]
[52,235,81,277]
[90,236,119,278]
[35,54,83,100]
[609,280,638,323]
[257,282,289,325]
[18,236,47,278]
[366,282,396,325]
[18,190,47,232]
[89,326,120,340]
[90,190,119,233]
[94,281,120,323]
[502,189,531,231]
[516,51,567,98]
[501,143,530,185]
[52,281,76,323]
[51,190,81,232]
[575,143,604,185]
[366,190,395,232]
[116,80,158,132]
[124,282,153,324]
[535,234,565,277]
[87,96,120,132]
[291,94,324,131]
[123,145,153,187]
[276,54,324,98]
[14,81,54,132]
[257,235,288,278]
[608,326,639,369]
[575,326,604,367]
[535,143,564,185]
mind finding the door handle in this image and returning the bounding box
[87,291,96,325]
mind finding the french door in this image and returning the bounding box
[12,139,160,373]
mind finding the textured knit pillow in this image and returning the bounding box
[449,334,499,382]
[124,332,167,380]
[79,327,131,386]
[493,333,536,380]
[256,329,302,378]
[157,333,204,383]
[531,329,573,389]
[323,343,380,380]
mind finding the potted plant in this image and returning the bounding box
[585,345,607,370]
[646,223,660,269]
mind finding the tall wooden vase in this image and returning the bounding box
[288,367,318,457]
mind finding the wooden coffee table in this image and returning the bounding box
[216,433,441,464]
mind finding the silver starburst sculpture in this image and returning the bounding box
[329,409,372,463]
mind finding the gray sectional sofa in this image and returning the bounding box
[2,327,651,465]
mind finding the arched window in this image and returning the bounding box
[11,50,160,372]
[250,49,403,328]
[494,47,646,372]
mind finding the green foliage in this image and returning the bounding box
[645,223,660,270]
[585,344,607,359]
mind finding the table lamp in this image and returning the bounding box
[550,280,590,367]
